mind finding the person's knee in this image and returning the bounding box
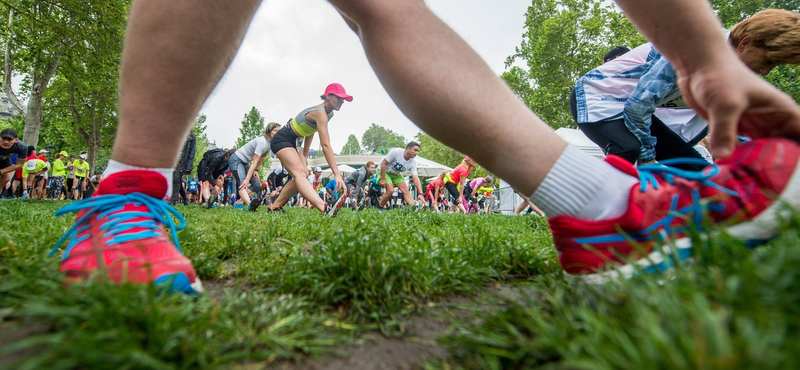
[328,0,426,31]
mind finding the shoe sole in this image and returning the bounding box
[580,156,800,285]
[327,195,345,217]
[62,269,204,295]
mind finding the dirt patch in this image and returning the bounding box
[0,317,49,370]
[268,307,452,370]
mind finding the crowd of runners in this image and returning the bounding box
[1,0,799,295]
[0,134,102,201]
[0,125,510,215]
[184,138,506,215]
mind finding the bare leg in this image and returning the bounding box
[395,182,414,206]
[271,149,325,211]
[379,182,394,208]
[238,186,252,206]
[0,172,12,191]
[112,0,261,169]
[329,0,566,196]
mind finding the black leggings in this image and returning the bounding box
[172,172,187,202]
[578,116,706,171]
[444,182,460,200]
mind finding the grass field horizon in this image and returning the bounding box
[2,200,799,369]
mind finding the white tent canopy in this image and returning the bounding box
[413,156,454,177]
[554,128,605,159]
[320,164,358,179]
[271,155,454,179]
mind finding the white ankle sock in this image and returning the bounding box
[529,145,638,221]
[103,160,174,198]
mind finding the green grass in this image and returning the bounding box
[435,210,800,369]
[2,200,800,369]
[0,200,554,368]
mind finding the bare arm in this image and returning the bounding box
[379,159,388,188]
[240,153,262,189]
[433,183,440,209]
[0,163,23,175]
[311,112,345,192]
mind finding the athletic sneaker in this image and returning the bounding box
[549,138,800,282]
[327,194,346,217]
[249,197,261,212]
[232,203,246,210]
[266,204,287,214]
[49,170,203,294]
[206,194,216,209]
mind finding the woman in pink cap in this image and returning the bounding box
[266,83,352,214]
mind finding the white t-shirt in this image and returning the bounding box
[234,136,270,162]
[308,174,321,189]
[383,148,418,176]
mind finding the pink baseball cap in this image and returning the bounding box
[324,83,353,102]
[464,156,473,162]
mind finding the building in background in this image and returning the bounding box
[0,93,20,117]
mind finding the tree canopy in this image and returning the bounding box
[235,107,265,148]
[341,134,361,155]
[502,0,645,130]
[1,0,129,149]
[360,123,406,154]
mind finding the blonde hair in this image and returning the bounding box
[264,122,281,139]
[730,9,800,65]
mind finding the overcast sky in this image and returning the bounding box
[201,0,532,151]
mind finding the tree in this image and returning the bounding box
[360,123,405,153]
[1,0,129,149]
[27,0,128,175]
[414,132,488,178]
[710,0,798,27]
[235,107,265,148]
[414,132,463,169]
[341,134,361,155]
[502,0,644,129]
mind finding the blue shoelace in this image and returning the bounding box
[637,158,738,197]
[49,193,186,260]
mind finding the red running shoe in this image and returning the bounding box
[548,138,800,282]
[49,170,203,294]
[327,194,346,217]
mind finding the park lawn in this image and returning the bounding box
[1,200,799,369]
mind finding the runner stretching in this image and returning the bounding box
[443,156,475,214]
[266,84,350,214]
[378,142,425,209]
[425,170,448,212]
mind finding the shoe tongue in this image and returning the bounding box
[604,155,639,178]
[97,170,169,198]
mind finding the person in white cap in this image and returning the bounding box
[22,157,49,199]
[265,84,351,214]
